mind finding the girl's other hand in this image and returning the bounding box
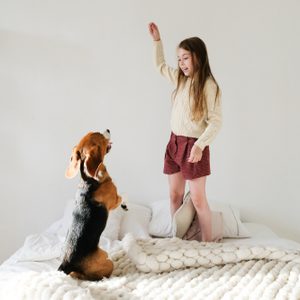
[188,144,203,163]
[148,22,161,41]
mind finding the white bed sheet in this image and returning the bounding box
[223,222,300,251]
[0,218,123,273]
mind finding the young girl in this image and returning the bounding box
[148,22,222,242]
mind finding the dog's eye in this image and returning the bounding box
[106,141,112,153]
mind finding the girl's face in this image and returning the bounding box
[177,48,194,77]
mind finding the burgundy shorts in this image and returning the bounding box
[163,132,211,180]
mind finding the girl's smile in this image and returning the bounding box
[177,48,194,77]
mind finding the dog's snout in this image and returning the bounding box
[103,129,111,140]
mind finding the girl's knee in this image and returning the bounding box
[190,194,209,211]
[169,190,184,204]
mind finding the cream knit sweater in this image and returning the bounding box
[154,40,222,150]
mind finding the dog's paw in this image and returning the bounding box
[121,203,128,211]
[120,194,129,211]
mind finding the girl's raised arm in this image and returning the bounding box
[148,22,178,84]
[148,22,161,41]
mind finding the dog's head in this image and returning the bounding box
[65,130,111,180]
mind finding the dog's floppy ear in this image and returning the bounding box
[84,145,102,178]
[65,147,81,178]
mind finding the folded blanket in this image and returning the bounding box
[123,234,300,273]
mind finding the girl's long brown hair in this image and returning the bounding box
[174,37,220,121]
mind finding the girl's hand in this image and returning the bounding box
[148,22,161,41]
[188,144,203,163]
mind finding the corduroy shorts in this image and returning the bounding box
[163,132,211,180]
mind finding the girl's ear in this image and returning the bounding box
[84,145,102,178]
[65,147,81,178]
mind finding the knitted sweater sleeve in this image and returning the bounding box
[153,40,178,84]
[194,80,222,150]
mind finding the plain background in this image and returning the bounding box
[0,0,299,263]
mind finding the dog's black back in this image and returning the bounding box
[58,163,108,274]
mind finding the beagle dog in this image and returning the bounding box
[58,130,125,281]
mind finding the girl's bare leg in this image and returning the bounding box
[168,172,186,216]
[188,176,212,242]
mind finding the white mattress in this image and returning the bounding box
[1,216,300,300]
[1,219,300,274]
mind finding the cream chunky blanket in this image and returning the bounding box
[1,235,300,300]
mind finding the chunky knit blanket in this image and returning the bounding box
[1,235,300,300]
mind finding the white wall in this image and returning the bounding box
[0,0,299,263]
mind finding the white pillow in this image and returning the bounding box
[209,201,250,238]
[172,196,195,238]
[149,200,173,237]
[119,202,152,239]
[102,206,125,241]
[173,192,251,238]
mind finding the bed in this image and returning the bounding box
[1,199,300,300]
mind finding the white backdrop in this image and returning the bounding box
[0,0,299,263]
